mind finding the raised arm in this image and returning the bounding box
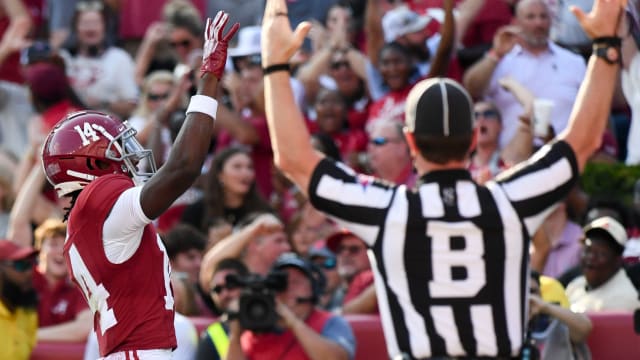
[559,0,625,172]
[198,213,283,291]
[261,1,322,193]
[140,12,239,219]
[364,0,385,68]
[0,0,32,65]
[462,25,520,98]
[426,0,455,78]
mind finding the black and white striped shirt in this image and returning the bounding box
[308,141,579,359]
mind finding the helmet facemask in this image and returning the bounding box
[104,123,157,186]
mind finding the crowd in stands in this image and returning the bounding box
[0,0,638,359]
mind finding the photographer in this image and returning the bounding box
[225,253,355,360]
[526,270,592,360]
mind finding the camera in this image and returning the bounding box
[225,271,288,332]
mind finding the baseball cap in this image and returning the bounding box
[228,25,261,58]
[405,77,474,137]
[325,229,360,253]
[382,5,431,43]
[308,245,335,260]
[583,216,627,252]
[0,240,38,261]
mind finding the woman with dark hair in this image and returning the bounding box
[60,1,138,119]
[180,146,273,236]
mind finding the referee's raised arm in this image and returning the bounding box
[557,0,626,172]
[260,0,320,195]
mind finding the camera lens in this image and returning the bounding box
[246,298,269,320]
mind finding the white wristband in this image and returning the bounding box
[186,95,218,120]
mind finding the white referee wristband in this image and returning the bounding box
[186,95,218,120]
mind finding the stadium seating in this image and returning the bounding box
[30,311,640,359]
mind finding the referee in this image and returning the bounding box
[259,0,624,358]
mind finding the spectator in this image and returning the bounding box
[0,0,36,158]
[326,229,377,314]
[225,253,356,360]
[180,146,273,237]
[199,212,291,283]
[308,245,342,310]
[23,61,84,132]
[171,271,199,317]
[164,0,205,69]
[195,258,248,359]
[566,216,640,312]
[366,42,420,125]
[310,88,367,170]
[530,199,584,279]
[366,119,416,187]
[128,70,176,147]
[225,25,306,110]
[259,0,622,356]
[60,1,139,119]
[458,0,514,69]
[33,219,92,342]
[527,270,592,360]
[215,59,277,198]
[367,0,456,100]
[41,12,239,358]
[0,239,38,359]
[297,4,370,127]
[468,101,508,183]
[285,210,317,257]
[162,223,211,316]
[163,223,206,287]
[463,0,586,148]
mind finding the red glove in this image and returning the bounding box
[200,11,240,79]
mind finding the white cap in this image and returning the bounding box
[228,25,261,57]
[382,5,431,43]
[583,216,628,250]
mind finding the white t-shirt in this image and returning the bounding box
[566,269,640,312]
[61,47,139,104]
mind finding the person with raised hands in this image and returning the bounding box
[39,10,238,359]
[260,0,626,358]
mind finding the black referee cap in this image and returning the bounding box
[405,78,473,137]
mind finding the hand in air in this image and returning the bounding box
[200,11,240,79]
[571,0,627,38]
[261,0,312,67]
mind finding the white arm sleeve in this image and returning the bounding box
[102,186,153,264]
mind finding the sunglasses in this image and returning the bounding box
[210,284,230,295]
[170,39,192,49]
[10,258,36,272]
[330,61,350,70]
[370,136,400,146]
[147,92,169,101]
[474,109,499,119]
[336,245,365,256]
[313,257,337,270]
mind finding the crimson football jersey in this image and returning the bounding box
[64,174,176,356]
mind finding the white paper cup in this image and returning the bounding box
[533,99,554,138]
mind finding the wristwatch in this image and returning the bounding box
[592,36,622,65]
[593,44,621,65]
